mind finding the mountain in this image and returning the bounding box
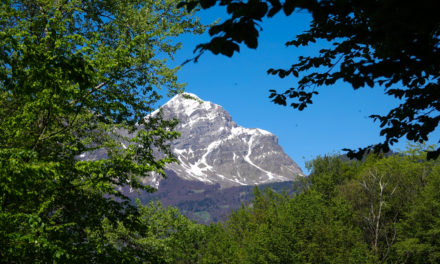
[122,170,298,224]
[146,92,303,188]
[85,92,304,223]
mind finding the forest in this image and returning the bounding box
[1,0,439,263]
[99,146,440,263]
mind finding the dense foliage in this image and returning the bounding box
[200,189,374,263]
[195,145,440,264]
[0,0,203,262]
[96,200,205,263]
[179,0,440,159]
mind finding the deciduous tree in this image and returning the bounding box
[0,0,203,262]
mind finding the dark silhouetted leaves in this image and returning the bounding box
[196,37,240,57]
[283,0,296,15]
[200,0,217,9]
[179,0,440,160]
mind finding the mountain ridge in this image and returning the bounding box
[112,92,305,223]
[146,92,303,188]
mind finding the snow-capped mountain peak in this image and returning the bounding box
[149,93,303,188]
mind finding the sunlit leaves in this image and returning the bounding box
[0,0,203,262]
[199,187,374,263]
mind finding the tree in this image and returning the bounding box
[394,161,440,263]
[179,0,440,159]
[305,154,359,200]
[97,200,206,264]
[311,145,439,263]
[199,188,375,263]
[0,0,203,262]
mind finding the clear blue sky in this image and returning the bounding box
[158,7,439,173]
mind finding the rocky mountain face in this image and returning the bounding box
[147,93,303,188]
[83,92,304,223]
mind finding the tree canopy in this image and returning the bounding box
[179,0,440,159]
[0,0,203,262]
[195,145,440,264]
